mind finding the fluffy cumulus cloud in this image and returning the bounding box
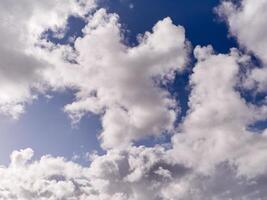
[0,0,96,118]
[59,9,189,149]
[2,0,267,199]
[0,0,189,147]
[29,9,189,148]
[172,46,267,174]
[0,147,187,200]
[216,0,267,92]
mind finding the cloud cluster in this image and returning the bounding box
[0,0,189,148]
[216,0,267,92]
[55,9,189,149]
[0,0,96,118]
[0,147,185,200]
[172,45,267,177]
[2,0,267,199]
[2,143,267,200]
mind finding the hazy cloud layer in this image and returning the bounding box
[1,0,267,199]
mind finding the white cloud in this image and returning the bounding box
[2,0,267,199]
[0,0,96,118]
[43,9,189,149]
[216,0,267,92]
[3,144,267,199]
[0,0,189,147]
[171,45,267,177]
[0,147,183,200]
[216,0,267,63]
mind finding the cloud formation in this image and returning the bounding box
[0,0,189,148]
[26,8,189,149]
[216,0,267,92]
[0,0,96,118]
[59,9,189,149]
[1,0,267,199]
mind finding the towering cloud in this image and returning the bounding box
[173,45,267,176]
[59,10,189,149]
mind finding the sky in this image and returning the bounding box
[1,0,267,199]
[0,0,237,165]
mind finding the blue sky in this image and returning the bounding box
[0,0,239,165]
[100,0,237,52]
